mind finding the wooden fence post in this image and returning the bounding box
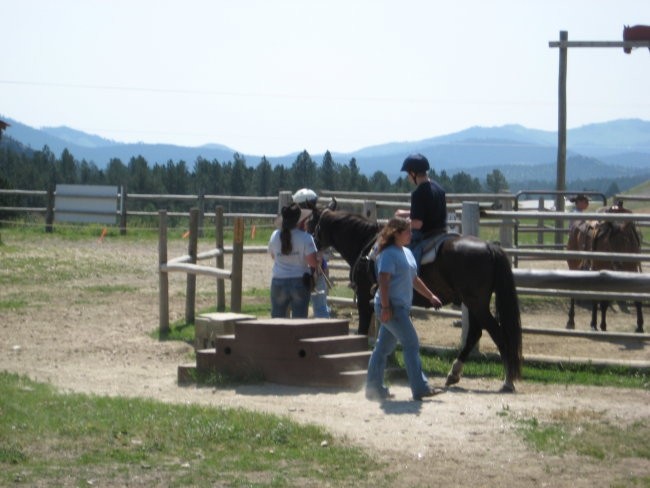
[461,202,480,353]
[555,30,568,247]
[230,217,244,312]
[185,208,199,324]
[197,191,205,238]
[362,200,377,221]
[537,197,545,245]
[215,205,226,312]
[119,186,127,236]
[45,186,54,233]
[278,191,292,213]
[158,210,170,335]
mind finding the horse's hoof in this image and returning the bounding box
[445,374,460,387]
[635,327,644,334]
[565,323,575,330]
[590,326,598,332]
[600,326,607,332]
[499,384,516,394]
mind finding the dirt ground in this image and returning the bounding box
[1,235,649,487]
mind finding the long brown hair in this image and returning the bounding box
[280,204,301,255]
[376,217,409,253]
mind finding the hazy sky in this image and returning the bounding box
[2,0,649,156]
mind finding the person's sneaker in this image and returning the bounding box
[414,387,444,401]
[365,388,394,401]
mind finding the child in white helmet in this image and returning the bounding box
[292,188,331,318]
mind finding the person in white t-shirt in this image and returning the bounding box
[268,203,319,318]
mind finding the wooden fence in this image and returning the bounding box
[158,207,244,334]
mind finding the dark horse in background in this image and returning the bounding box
[308,205,523,392]
[623,25,650,54]
[566,202,644,333]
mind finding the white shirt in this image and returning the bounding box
[268,228,317,279]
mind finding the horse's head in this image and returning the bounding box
[306,197,337,251]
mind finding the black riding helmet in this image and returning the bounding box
[400,153,430,174]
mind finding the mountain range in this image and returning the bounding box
[2,115,649,185]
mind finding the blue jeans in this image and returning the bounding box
[366,304,429,398]
[409,230,424,269]
[310,272,330,318]
[271,277,311,318]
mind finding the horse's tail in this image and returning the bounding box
[490,243,523,380]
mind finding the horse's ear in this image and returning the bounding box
[328,197,337,211]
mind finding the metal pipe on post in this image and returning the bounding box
[555,30,568,246]
[215,205,226,312]
[158,210,170,335]
[185,208,199,325]
[461,202,480,351]
[230,217,244,312]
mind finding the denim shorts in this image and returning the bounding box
[271,277,311,318]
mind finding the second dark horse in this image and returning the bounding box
[308,206,523,392]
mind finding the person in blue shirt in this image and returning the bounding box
[268,203,319,318]
[366,217,443,401]
[395,153,447,266]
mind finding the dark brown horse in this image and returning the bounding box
[623,25,650,54]
[307,206,523,392]
[566,203,644,332]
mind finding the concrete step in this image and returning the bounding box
[194,312,256,350]
[319,350,372,370]
[298,334,369,355]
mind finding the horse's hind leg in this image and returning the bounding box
[590,303,598,331]
[634,301,644,333]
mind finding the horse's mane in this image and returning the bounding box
[322,210,382,238]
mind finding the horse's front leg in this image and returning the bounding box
[566,298,576,329]
[599,300,609,331]
[634,301,644,333]
[355,292,374,336]
[446,313,482,389]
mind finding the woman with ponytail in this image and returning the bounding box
[268,203,319,318]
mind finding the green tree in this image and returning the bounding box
[369,171,392,192]
[319,151,337,191]
[128,155,151,193]
[57,148,78,184]
[485,169,509,193]
[106,158,128,187]
[229,153,248,195]
[451,171,482,193]
[291,150,318,189]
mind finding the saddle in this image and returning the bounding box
[421,232,459,265]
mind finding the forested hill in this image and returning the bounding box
[1,116,649,196]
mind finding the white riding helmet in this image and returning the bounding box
[292,188,318,206]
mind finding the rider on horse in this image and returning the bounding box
[394,153,448,267]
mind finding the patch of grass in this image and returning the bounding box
[399,349,650,390]
[0,296,29,311]
[0,372,382,487]
[515,413,650,461]
[84,284,140,294]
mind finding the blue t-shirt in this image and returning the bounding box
[268,228,317,279]
[373,245,417,309]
